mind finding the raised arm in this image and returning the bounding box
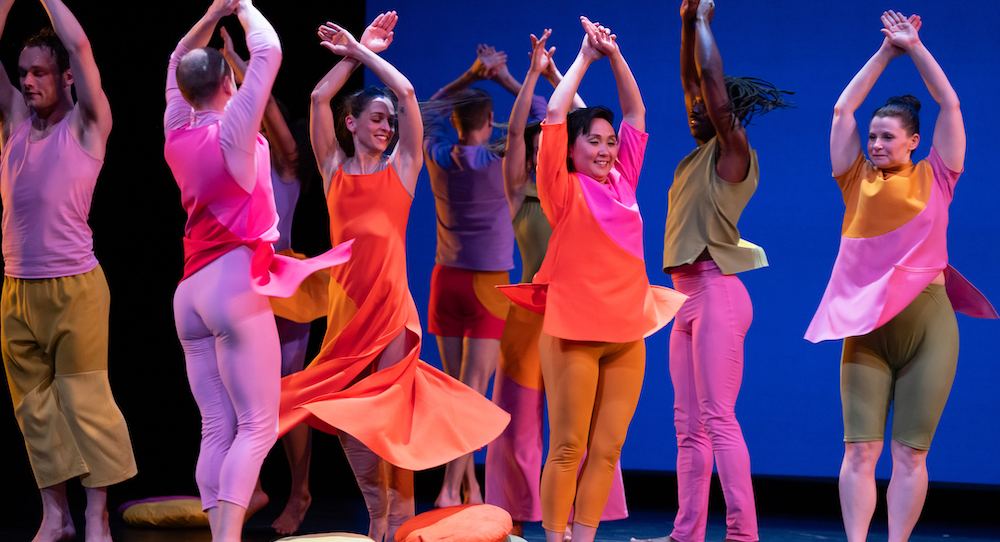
[39,0,111,157]
[311,11,396,193]
[546,17,604,124]
[679,0,700,108]
[583,17,644,131]
[321,19,421,195]
[882,10,963,171]
[540,49,585,110]
[182,0,237,50]
[429,45,507,100]
[689,0,747,182]
[0,0,28,140]
[504,30,553,217]
[221,26,297,178]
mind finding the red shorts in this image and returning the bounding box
[428,264,510,339]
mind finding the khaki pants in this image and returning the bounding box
[2,266,136,488]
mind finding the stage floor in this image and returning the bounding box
[2,497,996,542]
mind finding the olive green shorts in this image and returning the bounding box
[840,284,959,451]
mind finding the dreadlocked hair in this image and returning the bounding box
[724,75,794,126]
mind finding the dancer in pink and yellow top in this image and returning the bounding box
[500,17,686,542]
[807,10,996,542]
[164,2,349,540]
[0,1,135,540]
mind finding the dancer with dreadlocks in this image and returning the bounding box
[653,1,791,541]
[806,10,995,542]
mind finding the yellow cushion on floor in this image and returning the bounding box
[119,496,209,528]
[395,504,513,542]
[276,534,375,541]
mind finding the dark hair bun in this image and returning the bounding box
[886,94,921,112]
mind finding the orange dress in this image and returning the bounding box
[278,165,509,470]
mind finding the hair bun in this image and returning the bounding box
[886,94,921,113]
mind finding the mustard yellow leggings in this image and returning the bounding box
[538,332,645,533]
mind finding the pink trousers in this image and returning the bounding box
[174,247,280,510]
[669,261,757,542]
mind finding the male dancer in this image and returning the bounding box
[0,1,136,541]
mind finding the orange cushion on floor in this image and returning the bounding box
[395,504,512,542]
[276,533,375,541]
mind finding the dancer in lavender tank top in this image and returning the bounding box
[0,1,136,541]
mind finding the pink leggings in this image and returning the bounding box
[174,247,280,510]
[669,261,757,542]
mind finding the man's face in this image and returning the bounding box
[18,46,67,111]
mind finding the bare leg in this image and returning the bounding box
[247,479,270,521]
[340,431,389,542]
[386,463,415,542]
[839,441,883,542]
[213,500,249,542]
[436,336,498,506]
[886,441,928,542]
[32,482,75,542]
[272,424,313,534]
[570,523,597,542]
[83,486,111,542]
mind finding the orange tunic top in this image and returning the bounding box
[278,165,509,470]
[500,121,686,343]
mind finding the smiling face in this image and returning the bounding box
[868,115,919,170]
[18,46,70,114]
[687,93,716,142]
[347,96,396,156]
[568,117,618,183]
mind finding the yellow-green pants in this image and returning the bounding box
[2,266,136,488]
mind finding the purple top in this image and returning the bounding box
[423,94,546,271]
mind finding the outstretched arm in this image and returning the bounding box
[321,18,421,195]
[429,45,507,100]
[221,26,297,178]
[882,10,963,170]
[546,17,604,125]
[0,0,27,140]
[584,17,644,131]
[504,30,553,218]
[39,0,111,156]
[311,11,396,193]
[689,0,747,182]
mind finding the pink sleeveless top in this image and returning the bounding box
[0,116,102,278]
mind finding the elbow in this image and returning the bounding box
[394,82,416,103]
[62,36,92,58]
[310,87,330,106]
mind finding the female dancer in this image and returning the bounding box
[805,10,995,542]
[658,1,790,541]
[278,12,509,542]
[220,27,314,534]
[165,1,349,540]
[486,29,627,537]
[500,17,685,542]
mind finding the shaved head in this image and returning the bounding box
[176,47,232,107]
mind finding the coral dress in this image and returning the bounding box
[278,165,510,470]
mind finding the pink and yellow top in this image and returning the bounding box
[499,120,686,343]
[164,36,349,297]
[1,115,103,279]
[805,148,996,343]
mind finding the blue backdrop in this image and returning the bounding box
[357,0,1000,485]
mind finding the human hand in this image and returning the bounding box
[581,17,618,59]
[880,10,921,53]
[696,0,714,23]
[680,0,700,22]
[470,44,507,80]
[529,29,557,77]
[219,27,237,59]
[318,22,361,57]
[361,10,396,54]
[208,0,239,19]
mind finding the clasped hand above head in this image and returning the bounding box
[469,44,508,81]
[680,0,713,23]
[579,16,619,61]
[318,11,397,58]
[879,10,922,58]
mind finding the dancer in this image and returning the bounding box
[164,1,350,541]
[499,17,685,542]
[278,12,509,542]
[805,10,996,542]
[423,41,543,507]
[0,1,136,541]
[219,26,314,535]
[649,1,791,541]
[485,29,628,538]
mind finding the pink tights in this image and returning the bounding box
[174,247,280,510]
[669,261,757,542]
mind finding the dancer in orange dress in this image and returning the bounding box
[278,12,509,542]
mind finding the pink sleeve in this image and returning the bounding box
[614,121,648,191]
[164,42,193,135]
[219,28,282,171]
[926,146,961,201]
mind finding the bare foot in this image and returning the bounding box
[31,515,75,542]
[272,492,312,535]
[244,487,270,522]
[83,508,112,542]
[434,486,462,508]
